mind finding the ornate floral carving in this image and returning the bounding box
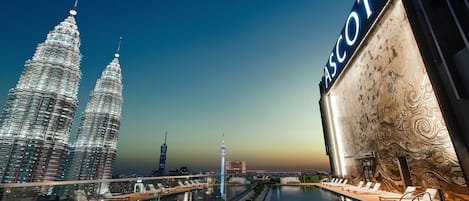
[327,1,468,200]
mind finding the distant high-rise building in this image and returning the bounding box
[226,160,246,175]
[0,5,82,183]
[67,38,123,181]
[220,133,226,200]
[157,131,168,176]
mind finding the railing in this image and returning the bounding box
[0,174,214,201]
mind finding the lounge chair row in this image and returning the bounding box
[343,181,381,194]
[321,178,382,194]
[321,178,349,187]
[322,178,439,201]
[379,186,438,201]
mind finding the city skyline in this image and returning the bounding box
[0,0,355,175]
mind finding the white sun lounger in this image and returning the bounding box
[354,183,381,194]
[399,188,438,201]
[330,179,348,187]
[379,186,416,201]
[342,181,364,191]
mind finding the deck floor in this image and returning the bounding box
[312,183,403,201]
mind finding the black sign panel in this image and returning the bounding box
[322,0,388,91]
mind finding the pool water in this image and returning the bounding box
[269,186,359,201]
[157,186,248,201]
[151,185,358,201]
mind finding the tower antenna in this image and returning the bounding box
[164,130,167,144]
[115,37,123,58]
[69,0,78,16]
[74,0,79,9]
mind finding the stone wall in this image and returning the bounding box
[326,1,468,200]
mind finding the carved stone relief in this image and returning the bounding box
[327,1,469,200]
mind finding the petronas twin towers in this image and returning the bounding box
[0,4,123,183]
[68,45,123,181]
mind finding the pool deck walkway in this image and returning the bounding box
[285,183,404,201]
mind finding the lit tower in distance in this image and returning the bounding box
[220,133,226,200]
[67,38,123,181]
[157,131,168,176]
[0,1,82,183]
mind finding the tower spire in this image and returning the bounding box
[156,131,168,176]
[222,132,225,145]
[220,132,226,200]
[115,37,123,58]
[73,0,79,9]
[69,0,78,16]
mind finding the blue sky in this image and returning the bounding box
[0,0,354,174]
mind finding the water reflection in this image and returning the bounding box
[270,186,358,201]
[153,185,248,201]
[278,186,301,193]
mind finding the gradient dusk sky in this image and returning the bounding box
[0,0,354,175]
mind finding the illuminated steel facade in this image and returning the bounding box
[319,0,469,199]
[0,11,81,183]
[67,52,123,181]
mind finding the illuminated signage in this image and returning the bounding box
[323,0,388,90]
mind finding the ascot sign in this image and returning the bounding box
[323,0,388,90]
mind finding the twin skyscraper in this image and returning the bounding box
[0,2,123,183]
